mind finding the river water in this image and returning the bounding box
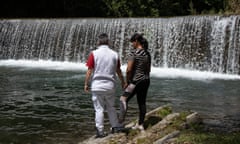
[0,60,240,144]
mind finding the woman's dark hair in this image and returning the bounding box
[97,33,109,46]
[142,38,149,50]
[130,33,148,50]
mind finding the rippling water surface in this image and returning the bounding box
[0,60,240,144]
[0,67,94,143]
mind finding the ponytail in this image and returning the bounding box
[130,33,149,50]
[141,38,148,50]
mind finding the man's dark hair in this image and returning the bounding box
[97,33,109,46]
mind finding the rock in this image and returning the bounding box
[153,130,180,144]
[79,106,202,144]
[186,112,201,125]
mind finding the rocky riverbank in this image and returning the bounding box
[79,105,201,144]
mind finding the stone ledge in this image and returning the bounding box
[79,105,201,144]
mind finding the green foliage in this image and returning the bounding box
[102,0,128,17]
[189,0,197,15]
[100,0,230,17]
[2,0,239,18]
[224,0,240,14]
[102,0,161,17]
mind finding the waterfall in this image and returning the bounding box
[0,16,240,74]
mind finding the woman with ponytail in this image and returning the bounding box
[119,33,151,131]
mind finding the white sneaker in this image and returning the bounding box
[132,124,144,131]
[138,125,144,131]
[131,124,138,130]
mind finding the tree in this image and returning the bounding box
[1,0,239,18]
[101,0,190,17]
[224,0,240,14]
[191,0,225,14]
[102,0,160,17]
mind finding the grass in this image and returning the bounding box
[176,124,240,144]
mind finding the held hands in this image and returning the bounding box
[122,82,128,90]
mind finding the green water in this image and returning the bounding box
[0,66,239,144]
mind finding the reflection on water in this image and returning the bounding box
[0,63,240,143]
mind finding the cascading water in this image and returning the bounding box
[0,16,240,144]
[0,16,240,74]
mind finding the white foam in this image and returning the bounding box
[0,59,87,71]
[150,67,240,80]
[1,59,240,80]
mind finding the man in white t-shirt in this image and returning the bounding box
[84,33,126,138]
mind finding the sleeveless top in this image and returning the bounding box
[86,45,120,91]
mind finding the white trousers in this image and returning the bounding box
[92,91,121,132]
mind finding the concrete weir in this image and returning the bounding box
[79,105,201,144]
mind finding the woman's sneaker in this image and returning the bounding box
[131,124,144,131]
